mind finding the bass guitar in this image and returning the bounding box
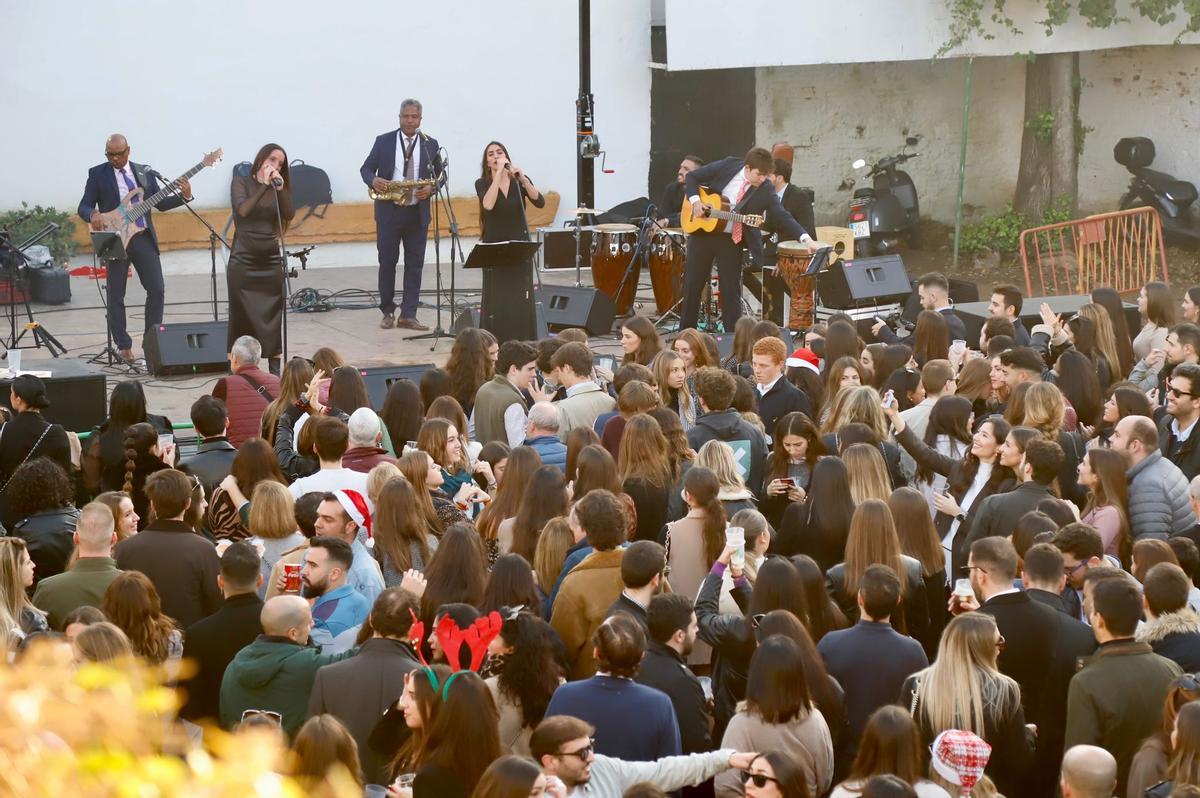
[679,185,765,235]
[94,149,223,247]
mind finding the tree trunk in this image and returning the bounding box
[1013,51,1080,220]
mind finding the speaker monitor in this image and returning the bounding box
[817,254,912,309]
[533,286,615,337]
[358,363,435,410]
[143,321,229,376]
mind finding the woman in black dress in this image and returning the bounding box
[227,143,295,375]
[474,142,545,340]
[476,141,545,241]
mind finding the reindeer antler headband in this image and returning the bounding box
[407,608,503,699]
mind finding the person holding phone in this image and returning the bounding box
[761,412,821,529]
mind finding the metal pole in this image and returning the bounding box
[577,0,595,210]
[952,56,974,270]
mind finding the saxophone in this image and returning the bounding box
[368,179,437,205]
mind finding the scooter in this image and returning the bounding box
[1115,136,1200,248]
[847,137,922,257]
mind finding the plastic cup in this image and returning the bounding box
[8,349,20,374]
[283,563,302,593]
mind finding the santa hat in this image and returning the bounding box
[931,730,992,796]
[785,348,819,374]
[334,489,373,547]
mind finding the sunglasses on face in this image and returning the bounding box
[1169,386,1197,399]
[743,771,779,788]
[558,738,595,760]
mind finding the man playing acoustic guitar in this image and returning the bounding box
[679,147,819,332]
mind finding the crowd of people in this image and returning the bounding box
[8,275,1200,797]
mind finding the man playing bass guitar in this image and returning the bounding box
[679,147,819,332]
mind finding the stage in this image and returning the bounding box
[15,239,637,425]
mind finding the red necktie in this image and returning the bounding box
[731,180,751,244]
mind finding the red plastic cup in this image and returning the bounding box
[283,563,302,593]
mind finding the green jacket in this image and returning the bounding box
[1064,638,1182,795]
[31,557,121,630]
[219,635,354,736]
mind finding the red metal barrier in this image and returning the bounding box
[1019,206,1169,297]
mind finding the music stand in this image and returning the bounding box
[464,241,541,343]
[87,231,139,372]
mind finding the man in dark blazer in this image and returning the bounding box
[180,542,264,723]
[635,594,713,762]
[964,437,1064,550]
[308,587,421,785]
[872,272,968,344]
[657,154,704,228]
[78,133,191,362]
[360,99,445,332]
[681,147,817,332]
[1021,543,1098,798]
[747,157,816,325]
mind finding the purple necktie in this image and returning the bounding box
[120,168,146,229]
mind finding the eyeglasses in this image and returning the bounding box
[240,709,282,724]
[1169,386,1197,399]
[743,771,780,788]
[1064,560,1088,577]
[104,148,130,158]
[558,738,595,760]
[961,564,989,576]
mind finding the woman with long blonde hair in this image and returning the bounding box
[248,481,305,590]
[842,444,892,505]
[825,500,928,642]
[822,385,889,439]
[695,439,755,517]
[901,612,1029,797]
[652,350,695,432]
[821,360,867,421]
[673,328,717,376]
[0,536,46,649]
[1021,381,1066,438]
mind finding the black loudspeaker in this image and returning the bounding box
[358,363,435,409]
[533,286,615,336]
[541,229,596,270]
[817,255,912,308]
[143,321,229,376]
[29,267,71,304]
[453,307,480,333]
[0,358,106,432]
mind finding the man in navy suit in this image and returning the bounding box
[78,133,191,362]
[360,99,445,331]
[681,147,817,332]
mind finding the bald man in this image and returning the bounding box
[1061,745,1117,798]
[78,133,193,363]
[218,595,355,736]
[31,502,122,629]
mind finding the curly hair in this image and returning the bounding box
[494,612,564,729]
[6,457,73,517]
[101,570,178,663]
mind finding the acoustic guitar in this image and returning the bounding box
[679,185,765,235]
[94,149,223,247]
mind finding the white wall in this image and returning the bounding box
[0,0,651,218]
[755,44,1200,224]
[666,0,1199,70]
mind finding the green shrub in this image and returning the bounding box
[0,202,78,263]
[960,199,1076,254]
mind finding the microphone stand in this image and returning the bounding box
[148,167,229,321]
[271,181,294,362]
[407,137,460,348]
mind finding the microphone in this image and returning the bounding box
[145,167,165,181]
[271,175,284,189]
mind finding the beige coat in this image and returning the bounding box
[550,547,625,679]
[715,702,834,798]
[556,382,617,440]
[487,675,532,757]
[666,509,716,666]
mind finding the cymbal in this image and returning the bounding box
[565,207,602,215]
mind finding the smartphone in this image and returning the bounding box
[157,433,173,452]
[598,355,615,371]
[882,389,897,409]
[778,476,798,488]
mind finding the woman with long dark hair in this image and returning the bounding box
[886,404,1015,578]
[914,395,972,512]
[486,612,564,757]
[83,380,173,495]
[120,422,172,530]
[1091,286,1136,376]
[789,555,849,644]
[380,377,424,451]
[761,412,822,528]
[289,714,363,796]
[881,368,924,413]
[619,414,674,543]
[373,477,439,584]
[477,446,541,562]
[754,609,846,751]
[480,555,542,615]
[506,466,568,564]
[824,320,863,373]
[102,570,181,663]
[740,750,812,798]
[830,705,947,797]
[1134,280,1176,362]
[445,327,497,417]
[888,487,949,654]
[1078,447,1131,565]
[715,635,834,797]
[910,310,950,367]
[1054,349,1104,430]
[207,438,286,541]
[776,456,854,570]
[227,143,294,373]
[412,670,501,797]
[1093,383,1154,448]
[621,315,663,367]
[419,523,488,625]
[869,345,914,392]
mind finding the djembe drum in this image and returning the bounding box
[775,241,815,330]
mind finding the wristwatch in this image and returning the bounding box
[955,512,967,523]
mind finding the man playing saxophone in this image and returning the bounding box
[360,98,445,330]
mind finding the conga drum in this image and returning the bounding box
[776,241,815,330]
[648,229,685,315]
[591,223,640,315]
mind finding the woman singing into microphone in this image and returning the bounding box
[473,142,545,341]
[227,143,295,375]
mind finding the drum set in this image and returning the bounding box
[537,211,828,333]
